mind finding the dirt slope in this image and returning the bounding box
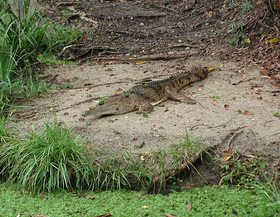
[18,57,280,169]
[16,0,280,178]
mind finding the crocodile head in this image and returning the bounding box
[81,95,136,119]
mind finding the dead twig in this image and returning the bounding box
[215,126,247,148]
[227,130,244,150]
[190,119,232,130]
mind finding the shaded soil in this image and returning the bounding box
[15,0,280,188]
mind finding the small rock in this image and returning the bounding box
[139,22,144,27]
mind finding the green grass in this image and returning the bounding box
[0,115,10,143]
[0,184,278,217]
[0,120,152,193]
[0,121,95,193]
[0,77,50,110]
[250,173,280,215]
[0,0,82,112]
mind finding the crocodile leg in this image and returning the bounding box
[137,102,154,113]
[164,86,196,104]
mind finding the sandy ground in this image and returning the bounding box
[17,55,280,170]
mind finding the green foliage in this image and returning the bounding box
[0,115,10,143]
[0,0,82,112]
[226,0,235,6]
[92,151,151,191]
[44,22,83,54]
[169,130,201,162]
[150,131,202,190]
[240,1,254,14]
[0,5,47,79]
[221,157,266,185]
[0,120,96,193]
[228,23,250,46]
[250,172,280,214]
[0,77,50,110]
[1,184,278,216]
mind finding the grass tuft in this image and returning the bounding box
[0,120,94,193]
[250,172,280,214]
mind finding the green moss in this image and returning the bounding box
[0,184,277,217]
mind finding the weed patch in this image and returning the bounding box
[220,156,266,186]
[0,184,279,216]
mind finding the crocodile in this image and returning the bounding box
[81,67,209,119]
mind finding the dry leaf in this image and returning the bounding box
[274,0,280,10]
[154,175,160,182]
[187,202,193,211]
[208,66,216,71]
[259,68,270,75]
[87,194,95,200]
[136,61,147,64]
[242,38,250,44]
[166,214,178,217]
[243,110,253,115]
[222,150,235,162]
[71,189,77,194]
[255,89,263,95]
[268,38,278,43]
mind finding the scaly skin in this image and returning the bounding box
[82,67,209,119]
